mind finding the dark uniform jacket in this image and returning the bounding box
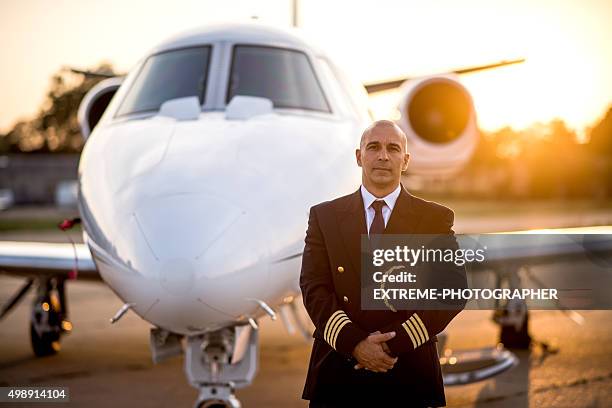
[300,185,467,406]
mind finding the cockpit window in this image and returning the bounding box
[227,45,330,113]
[116,46,211,116]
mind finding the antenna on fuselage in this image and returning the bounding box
[291,0,300,27]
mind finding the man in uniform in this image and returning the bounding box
[300,120,467,407]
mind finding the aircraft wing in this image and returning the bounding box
[466,226,612,272]
[0,241,100,281]
[69,68,119,79]
[364,58,526,94]
[1,226,608,282]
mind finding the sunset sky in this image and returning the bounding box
[1,0,611,135]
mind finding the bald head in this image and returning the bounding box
[356,120,410,197]
[360,120,408,153]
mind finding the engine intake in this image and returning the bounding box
[77,77,123,139]
[396,76,478,177]
[408,81,471,144]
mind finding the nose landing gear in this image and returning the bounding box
[185,325,259,408]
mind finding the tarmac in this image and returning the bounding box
[0,212,611,407]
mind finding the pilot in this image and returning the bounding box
[300,120,467,407]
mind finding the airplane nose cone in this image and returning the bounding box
[134,192,245,261]
[128,192,272,315]
[159,258,195,295]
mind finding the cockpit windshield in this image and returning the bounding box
[117,46,211,116]
[227,45,330,113]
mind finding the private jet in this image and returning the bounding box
[1,23,609,408]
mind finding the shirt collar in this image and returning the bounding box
[360,184,401,211]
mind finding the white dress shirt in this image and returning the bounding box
[360,184,401,235]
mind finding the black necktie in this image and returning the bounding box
[369,200,386,247]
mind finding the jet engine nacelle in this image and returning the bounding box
[396,75,478,177]
[77,77,123,139]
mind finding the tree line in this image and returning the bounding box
[465,111,612,198]
[0,63,115,153]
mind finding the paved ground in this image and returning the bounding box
[0,209,611,407]
[1,274,611,407]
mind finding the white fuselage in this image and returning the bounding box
[77,24,370,334]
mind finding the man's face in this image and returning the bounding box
[356,126,410,190]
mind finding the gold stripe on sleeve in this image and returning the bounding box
[404,319,422,347]
[328,316,350,348]
[413,313,429,341]
[402,322,418,349]
[409,315,426,345]
[324,310,344,344]
[332,319,351,349]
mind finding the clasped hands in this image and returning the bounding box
[351,331,397,372]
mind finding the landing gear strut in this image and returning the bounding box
[184,325,258,408]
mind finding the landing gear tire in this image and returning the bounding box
[197,402,230,408]
[30,321,60,357]
[499,309,531,350]
[30,278,67,357]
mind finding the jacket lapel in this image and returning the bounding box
[384,185,424,235]
[335,185,424,275]
[336,188,367,275]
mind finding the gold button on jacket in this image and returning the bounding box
[343,295,349,303]
[337,266,344,273]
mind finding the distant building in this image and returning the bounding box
[0,154,79,205]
